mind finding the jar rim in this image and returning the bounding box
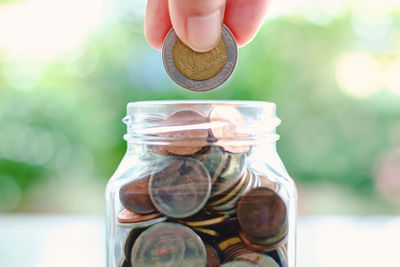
[128,100,276,109]
[125,100,280,145]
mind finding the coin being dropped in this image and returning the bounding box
[149,157,211,218]
[130,222,207,267]
[162,24,238,92]
[159,109,209,156]
[237,187,287,239]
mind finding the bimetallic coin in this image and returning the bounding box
[235,253,279,267]
[237,187,287,239]
[119,172,155,214]
[220,261,258,267]
[209,105,250,154]
[149,157,211,218]
[205,244,221,267]
[130,222,207,267]
[159,110,209,155]
[117,209,162,224]
[162,25,238,92]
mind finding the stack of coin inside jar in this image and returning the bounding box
[117,104,288,267]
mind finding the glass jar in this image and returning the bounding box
[106,101,297,267]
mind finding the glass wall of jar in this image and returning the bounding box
[106,101,297,267]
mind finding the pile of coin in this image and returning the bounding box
[117,105,288,267]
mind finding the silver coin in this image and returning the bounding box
[131,222,207,267]
[162,24,238,92]
[235,253,279,267]
[149,157,212,218]
[220,261,258,267]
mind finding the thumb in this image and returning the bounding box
[168,0,226,52]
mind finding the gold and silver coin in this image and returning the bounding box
[162,25,238,92]
[130,222,207,267]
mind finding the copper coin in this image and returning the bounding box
[209,105,250,154]
[159,109,209,155]
[235,253,279,267]
[117,209,161,224]
[237,187,287,239]
[149,157,211,218]
[119,172,155,214]
[238,228,288,252]
[162,24,238,92]
[131,222,206,267]
[205,244,221,267]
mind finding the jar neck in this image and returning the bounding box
[123,100,281,150]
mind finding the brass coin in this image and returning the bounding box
[235,253,279,267]
[130,222,207,267]
[179,213,229,227]
[117,209,161,224]
[119,172,155,214]
[162,25,238,92]
[149,157,211,218]
[174,37,227,81]
[205,244,221,267]
[211,153,246,197]
[209,104,250,154]
[159,109,209,156]
[208,170,249,208]
[237,187,287,239]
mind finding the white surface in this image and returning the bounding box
[0,215,399,267]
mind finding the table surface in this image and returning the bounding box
[0,215,399,267]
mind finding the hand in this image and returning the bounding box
[145,0,270,52]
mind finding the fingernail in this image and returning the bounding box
[186,9,222,52]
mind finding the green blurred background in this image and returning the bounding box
[0,0,399,215]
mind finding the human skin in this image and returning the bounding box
[144,0,270,52]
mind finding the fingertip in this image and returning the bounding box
[224,0,270,47]
[144,0,172,51]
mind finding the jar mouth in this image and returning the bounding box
[124,100,280,145]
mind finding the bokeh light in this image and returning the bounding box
[336,53,382,98]
[0,0,106,59]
